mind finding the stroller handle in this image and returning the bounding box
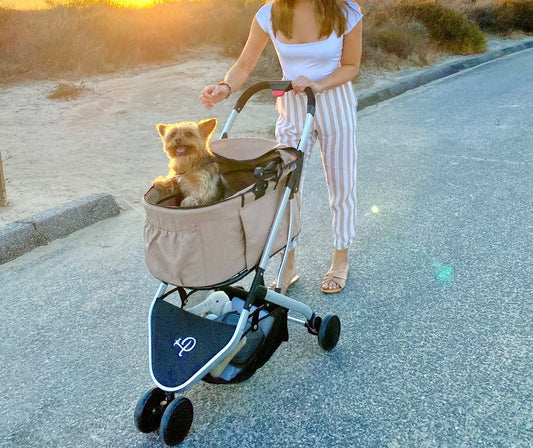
[234,81,315,116]
[220,81,315,140]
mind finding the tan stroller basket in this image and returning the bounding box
[143,137,301,288]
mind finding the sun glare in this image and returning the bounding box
[8,0,187,10]
[113,0,161,7]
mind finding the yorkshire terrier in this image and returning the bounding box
[152,118,227,207]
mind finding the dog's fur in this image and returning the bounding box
[152,118,227,207]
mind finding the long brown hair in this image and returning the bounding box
[270,0,349,39]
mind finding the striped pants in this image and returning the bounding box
[275,82,358,250]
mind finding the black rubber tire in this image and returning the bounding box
[134,387,167,433]
[317,314,341,351]
[159,397,194,446]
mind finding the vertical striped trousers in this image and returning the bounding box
[275,82,358,250]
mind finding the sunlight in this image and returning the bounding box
[113,0,162,7]
[5,0,191,10]
[5,0,46,9]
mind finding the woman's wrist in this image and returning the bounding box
[218,81,232,99]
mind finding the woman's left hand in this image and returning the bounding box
[291,76,318,94]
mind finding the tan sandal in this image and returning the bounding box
[321,265,348,294]
[268,274,299,295]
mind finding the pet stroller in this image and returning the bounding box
[135,81,341,446]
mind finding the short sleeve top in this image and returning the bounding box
[255,1,363,81]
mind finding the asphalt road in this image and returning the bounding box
[1,49,532,448]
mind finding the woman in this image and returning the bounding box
[200,0,363,294]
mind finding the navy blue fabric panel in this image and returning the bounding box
[150,300,236,389]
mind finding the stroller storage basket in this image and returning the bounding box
[143,137,301,288]
[202,290,289,385]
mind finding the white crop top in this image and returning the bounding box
[255,1,363,82]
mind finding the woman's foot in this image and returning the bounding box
[321,249,349,294]
[269,250,299,295]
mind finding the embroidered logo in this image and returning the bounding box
[173,337,197,357]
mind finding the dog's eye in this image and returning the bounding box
[184,131,194,137]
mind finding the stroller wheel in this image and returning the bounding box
[159,396,194,446]
[317,314,341,351]
[134,387,167,433]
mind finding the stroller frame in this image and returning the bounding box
[136,81,341,446]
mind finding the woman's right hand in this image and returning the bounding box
[200,84,230,108]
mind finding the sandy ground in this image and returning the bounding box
[0,39,517,226]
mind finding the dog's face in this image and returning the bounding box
[152,118,226,205]
[157,119,217,169]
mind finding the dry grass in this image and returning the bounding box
[0,0,529,85]
[395,1,487,54]
[47,80,89,99]
[468,0,533,34]
[0,0,260,83]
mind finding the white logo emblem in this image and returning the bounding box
[173,337,197,357]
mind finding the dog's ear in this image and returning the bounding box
[156,124,167,137]
[197,118,217,140]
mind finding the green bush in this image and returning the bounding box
[398,1,487,54]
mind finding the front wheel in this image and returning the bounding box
[317,314,341,351]
[134,387,168,433]
[159,396,194,446]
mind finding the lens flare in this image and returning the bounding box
[433,263,454,285]
[371,205,379,214]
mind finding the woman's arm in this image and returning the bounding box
[200,18,269,108]
[291,20,362,94]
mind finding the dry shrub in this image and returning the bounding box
[204,0,260,57]
[0,0,267,83]
[48,80,89,99]
[469,0,533,33]
[361,2,436,71]
[397,1,487,54]
[0,0,494,84]
[363,19,435,69]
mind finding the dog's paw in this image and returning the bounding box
[180,196,200,208]
[152,176,177,191]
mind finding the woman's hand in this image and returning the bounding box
[200,83,230,108]
[199,18,268,108]
[291,76,319,95]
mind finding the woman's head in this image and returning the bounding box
[271,0,349,39]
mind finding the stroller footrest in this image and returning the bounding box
[149,299,237,390]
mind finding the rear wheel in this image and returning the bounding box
[317,314,341,351]
[134,387,168,433]
[159,396,194,446]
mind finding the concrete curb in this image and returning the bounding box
[0,193,120,264]
[358,38,533,111]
